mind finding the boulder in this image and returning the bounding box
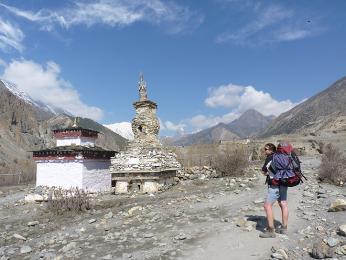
[311,241,334,259]
[328,199,346,212]
[338,224,346,237]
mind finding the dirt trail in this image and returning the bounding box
[182,179,304,259]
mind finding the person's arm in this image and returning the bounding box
[261,156,271,175]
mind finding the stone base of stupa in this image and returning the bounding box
[110,144,181,193]
[112,169,176,193]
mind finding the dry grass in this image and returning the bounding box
[318,143,346,185]
[0,159,36,186]
[47,187,91,215]
[211,146,250,177]
[172,143,250,177]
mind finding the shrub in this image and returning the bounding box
[47,187,91,215]
[211,146,249,177]
[318,143,346,185]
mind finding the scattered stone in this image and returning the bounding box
[102,254,113,259]
[88,219,97,224]
[311,241,334,259]
[143,233,154,238]
[79,227,86,233]
[27,221,39,226]
[338,224,346,237]
[271,252,287,260]
[303,191,314,198]
[324,237,339,247]
[335,245,346,255]
[13,234,26,241]
[236,218,247,227]
[174,233,190,240]
[316,226,324,231]
[24,194,46,202]
[253,199,264,204]
[104,212,113,219]
[5,224,12,230]
[60,242,77,253]
[276,249,288,259]
[328,199,346,212]
[6,247,17,255]
[20,246,32,254]
[244,225,254,232]
[128,206,143,216]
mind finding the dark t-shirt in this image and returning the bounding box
[262,154,274,173]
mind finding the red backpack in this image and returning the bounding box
[270,142,307,187]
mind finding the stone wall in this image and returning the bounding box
[110,147,181,172]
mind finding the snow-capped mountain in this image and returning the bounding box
[0,79,72,116]
[1,79,40,107]
[103,122,134,140]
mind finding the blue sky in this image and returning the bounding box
[0,0,345,136]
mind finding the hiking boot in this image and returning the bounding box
[259,228,276,238]
[276,226,288,235]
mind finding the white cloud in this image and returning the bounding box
[205,83,299,116]
[162,120,186,132]
[216,4,324,45]
[205,84,243,107]
[1,0,203,34]
[0,58,7,67]
[159,81,303,136]
[1,59,104,121]
[275,25,323,41]
[0,17,24,52]
[187,112,239,131]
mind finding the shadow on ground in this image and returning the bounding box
[246,215,282,232]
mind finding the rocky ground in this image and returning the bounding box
[0,155,346,260]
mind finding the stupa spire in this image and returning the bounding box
[138,72,147,101]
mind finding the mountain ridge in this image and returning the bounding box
[173,122,240,146]
[228,109,275,138]
[260,76,346,137]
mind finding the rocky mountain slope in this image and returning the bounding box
[228,109,274,138]
[173,123,240,146]
[0,80,53,184]
[0,80,127,185]
[260,77,346,137]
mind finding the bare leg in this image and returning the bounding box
[278,200,288,227]
[263,202,275,229]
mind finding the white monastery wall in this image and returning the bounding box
[36,161,83,189]
[82,160,112,192]
[56,137,96,147]
[36,160,112,192]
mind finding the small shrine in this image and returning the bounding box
[110,74,181,193]
[33,119,116,192]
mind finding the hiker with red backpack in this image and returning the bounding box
[259,142,305,238]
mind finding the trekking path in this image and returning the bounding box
[181,167,306,260]
[1,155,346,260]
[181,155,346,260]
